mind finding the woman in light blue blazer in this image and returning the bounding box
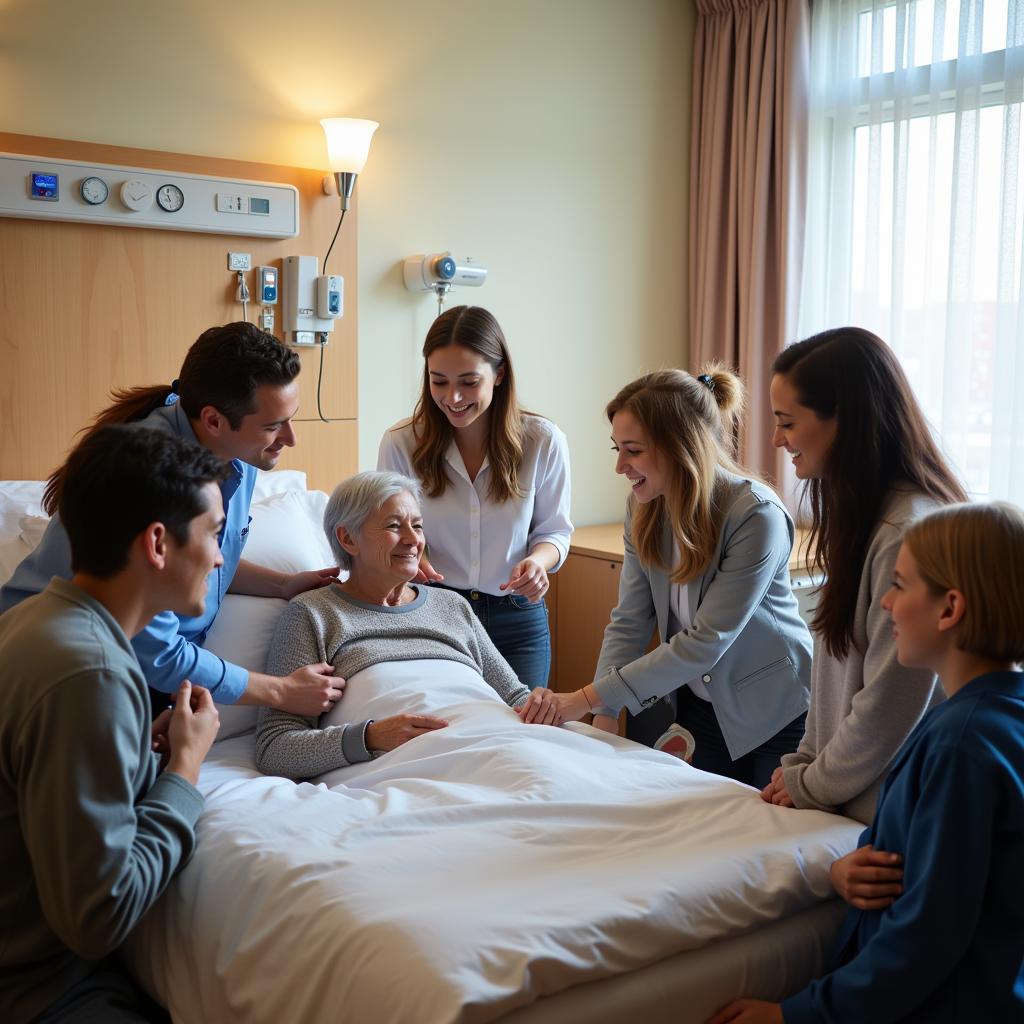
[521,367,811,788]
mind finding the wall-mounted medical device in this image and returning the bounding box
[316,275,344,319]
[0,152,299,238]
[257,266,279,305]
[403,252,488,292]
[282,255,342,345]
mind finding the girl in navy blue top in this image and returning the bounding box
[709,501,1024,1024]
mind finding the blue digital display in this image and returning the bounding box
[249,196,270,215]
[30,172,59,201]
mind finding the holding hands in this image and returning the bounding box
[515,687,564,726]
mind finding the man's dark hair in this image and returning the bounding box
[44,323,299,514]
[175,322,300,428]
[59,425,230,579]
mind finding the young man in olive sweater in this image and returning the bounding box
[0,426,224,1023]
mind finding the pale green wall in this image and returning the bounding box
[2,0,695,525]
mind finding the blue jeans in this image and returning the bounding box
[438,586,551,687]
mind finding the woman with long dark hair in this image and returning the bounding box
[377,306,571,687]
[526,366,812,789]
[761,327,966,823]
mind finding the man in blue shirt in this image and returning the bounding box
[1,322,343,717]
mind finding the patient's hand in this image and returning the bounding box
[706,999,783,1024]
[515,688,564,726]
[518,688,591,725]
[829,845,904,910]
[366,714,449,752]
[589,714,619,735]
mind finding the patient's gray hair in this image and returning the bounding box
[323,471,422,571]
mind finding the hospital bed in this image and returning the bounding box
[0,475,860,1024]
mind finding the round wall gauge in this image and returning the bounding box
[119,179,153,212]
[156,183,185,213]
[80,176,109,206]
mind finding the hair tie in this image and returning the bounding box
[697,373,716,393]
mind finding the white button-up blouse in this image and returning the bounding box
[377,414,573,595]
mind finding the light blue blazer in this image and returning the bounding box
[592,472,812,760]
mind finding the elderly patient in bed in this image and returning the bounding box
[255,471,561,778]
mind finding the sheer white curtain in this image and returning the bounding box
[800,0,1024,501]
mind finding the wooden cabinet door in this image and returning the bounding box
[552,554,623,693]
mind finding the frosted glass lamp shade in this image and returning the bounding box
[320,118,379,174]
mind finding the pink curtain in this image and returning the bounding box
[689,0,810,494]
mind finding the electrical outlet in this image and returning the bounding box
[227,252,252,271]
[260,309,275,331]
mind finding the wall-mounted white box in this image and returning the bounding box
[0,153,299,238]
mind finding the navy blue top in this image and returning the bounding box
[0,398,256,702]
[783,670,1024,1023]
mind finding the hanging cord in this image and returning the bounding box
[314,208,346,423]
[316,337,329,423]
[236,270,251,323]
[323,210,345,276]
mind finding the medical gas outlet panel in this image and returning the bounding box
[0,153,299,238]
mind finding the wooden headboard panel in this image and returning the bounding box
[0,132,356,493]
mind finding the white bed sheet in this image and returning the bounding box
[126,659,861,1024]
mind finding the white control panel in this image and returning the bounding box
[0,153,299,238]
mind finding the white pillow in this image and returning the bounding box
[0,481,46,542]
[244,490,336,574]
[251,469,308,504]
[204,594,288,740]
[19,514,49,550]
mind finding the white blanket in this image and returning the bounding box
[126,659,861,1024]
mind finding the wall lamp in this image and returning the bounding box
[320,117,379,211]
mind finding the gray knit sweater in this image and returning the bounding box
[781,488,946,824]
[255,584,530,779]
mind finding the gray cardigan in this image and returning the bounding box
[781,488,945,824]
[592,472,812,760]
[256,584,530,779]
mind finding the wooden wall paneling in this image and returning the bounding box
[0,132,357,484]
[275,419,359,495]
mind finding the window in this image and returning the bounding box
[801,0,1024,501]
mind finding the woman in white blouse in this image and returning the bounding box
[377,306,572,686]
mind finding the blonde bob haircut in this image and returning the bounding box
[606,364,752,584]
[902,501,1024,664]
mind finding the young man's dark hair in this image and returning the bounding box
[44,322,299,515]
[61,425,230,578]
